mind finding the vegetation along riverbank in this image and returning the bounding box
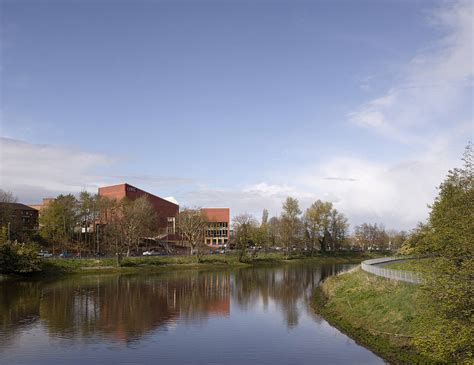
[6,251,380,278]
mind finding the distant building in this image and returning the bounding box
[98,183,179,235]
[201,208,230,248]
[28,198,54,212]
[0,202,39,235]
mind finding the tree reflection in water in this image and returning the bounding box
[0,264,353,346]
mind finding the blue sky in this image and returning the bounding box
[1,0,473,230]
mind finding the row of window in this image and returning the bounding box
[207,222,228,229]
[206,229,229,237]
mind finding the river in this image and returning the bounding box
[0,263,383,364]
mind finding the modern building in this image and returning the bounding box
[98,183,179,235]
[201,208,230,248]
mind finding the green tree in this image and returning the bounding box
[281,197,302,256]
[77,191,102,253]
[259,209,270,251]
[406,143,473,363]
[303,200,332,253]
[39,194,78,254]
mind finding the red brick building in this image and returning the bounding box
[201,208,230,247]
[0,202,39,236]
[98,183,179,235]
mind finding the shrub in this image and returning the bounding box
[0,241,42,274]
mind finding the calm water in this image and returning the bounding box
[0,264,383,365]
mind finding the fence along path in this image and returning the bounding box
[361,256,423,284]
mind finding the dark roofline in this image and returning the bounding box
[0,202,38,211]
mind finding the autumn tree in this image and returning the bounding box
[176,208,207,262]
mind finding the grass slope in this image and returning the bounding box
[312,268,434,364]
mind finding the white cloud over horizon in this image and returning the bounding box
[0,1,472,232]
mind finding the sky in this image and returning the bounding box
[0,0,473,230]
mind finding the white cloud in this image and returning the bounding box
[349,0,473,144]
[0,137,117,202]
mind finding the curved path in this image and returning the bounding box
[361,256,422,284]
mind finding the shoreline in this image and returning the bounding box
[311,267,432,364]
[5,252,381,279]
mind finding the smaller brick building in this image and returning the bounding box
[201,208,230,247]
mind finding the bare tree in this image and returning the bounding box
[329,209,349,251]
[176,208,207,262]
[232,213,258,262]
[105,196,157,265]
[354,223,388,251]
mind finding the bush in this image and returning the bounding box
[0,241,42,274]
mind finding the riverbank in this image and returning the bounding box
[312,267,433,364]
[33,251,379,277]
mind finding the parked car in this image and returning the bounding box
[59,251,73,258]
[143,250,155,256]
[37,250,53,258]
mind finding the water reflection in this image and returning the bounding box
[0,264,349,345]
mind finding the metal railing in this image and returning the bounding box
[361,256,423,284]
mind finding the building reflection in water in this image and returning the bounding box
[0,264,352,345]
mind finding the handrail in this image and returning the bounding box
[361,256,423,284]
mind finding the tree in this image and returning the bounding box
[280,197,302,256]
[0,190,18,240]
[176,208,207,262]
[354,222,388,251]
[404,143,473,363]
[121,197,156,257]
[329,209,349,251]
[232,213,258,262]
[39,194,78,253]
[268,216,281,248]
[387,229,407,251]
[77,191,102,253]
[303,200,332,253]
[259,209,270,251]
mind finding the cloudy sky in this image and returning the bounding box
[1,0,472,230]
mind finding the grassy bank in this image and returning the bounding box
[383,258,435,273]
[312,267,434,364]
[37,251,379,277]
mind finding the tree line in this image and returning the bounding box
[231,197,406,261]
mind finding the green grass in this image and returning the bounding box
[37,251,381,276]
[313,268,434,364]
